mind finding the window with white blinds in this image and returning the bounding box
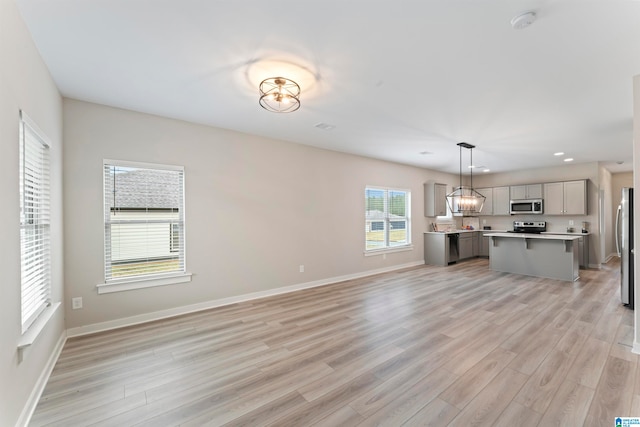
[103,160,185,283]
[365,187,411,251]
[19,112,51,334]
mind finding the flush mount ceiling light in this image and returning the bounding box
[446,142,486,215]
[511,11,537,30]
[259,77,301,113]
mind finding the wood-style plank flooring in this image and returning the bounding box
[31,258,638,426]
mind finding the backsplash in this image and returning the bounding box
[462,217,480,230]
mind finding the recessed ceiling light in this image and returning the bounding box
[564,158,574,162]
[511,11,536,30]
[483,169,491,173]
[554,152,565,156]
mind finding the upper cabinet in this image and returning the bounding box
[493,186,511,215]
[510,184,543,200]
[476,187,493,215]
[424,182,448,217]
[543,180,587,215]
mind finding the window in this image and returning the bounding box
[365,187,411,251]
[103,160,186,286]
[169,223,180,253]
[19,112,51,334]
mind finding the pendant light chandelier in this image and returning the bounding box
[259,77,301,113]
[446,142,486,214]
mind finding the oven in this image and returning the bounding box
[508,221,546,234]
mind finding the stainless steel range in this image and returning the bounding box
[508,221,546,234]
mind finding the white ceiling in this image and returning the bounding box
[16,0,640,174]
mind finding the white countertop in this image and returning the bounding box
[541,231,591,236]
[424,229,508,234]
[485,232,582,241]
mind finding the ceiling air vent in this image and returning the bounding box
[315,123,336,131]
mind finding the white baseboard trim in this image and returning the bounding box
[16,331,67,427]
[632,340,640,355]
[605,253,620,263]
[67,261,425,338]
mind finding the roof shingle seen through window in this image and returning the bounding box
[106,167,182,210]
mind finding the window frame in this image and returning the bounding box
[98,159,191,294]
[364,186,413,255]
[19,111,52,334]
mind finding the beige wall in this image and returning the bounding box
[613,172,634,198]
[63,99,458,330]
[0,0,64,425]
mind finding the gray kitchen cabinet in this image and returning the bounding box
[424,182,448,217]
[458,233,474,260]
[424,232,450,265]
[472,231,480,256]
[479,232,490,257]
[510,184,542,200]
[493,186,511,215]
[476,187,493,215]
[577,235,589,268]
[543,180,587,215]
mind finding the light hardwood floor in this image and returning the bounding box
[31,258,638,426]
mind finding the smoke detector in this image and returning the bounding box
[511,11,536,30]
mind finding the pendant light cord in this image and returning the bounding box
[470,147,473,189]
[459,144,462,189]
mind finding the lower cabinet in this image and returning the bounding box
[572,234,589,268]
[424,231,483,266]
[479,232,491,257]
[458,233,474,260]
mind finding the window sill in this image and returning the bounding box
[364,245,414,256]
[18,302,61,354]
[97,272,192,294]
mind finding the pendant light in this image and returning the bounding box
[446,142,486,214]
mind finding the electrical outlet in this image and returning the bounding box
[299,265,304,273]
[483,219,487,224]
[383,253,387,260]
[72,297,83,310]
[569,220,574,226]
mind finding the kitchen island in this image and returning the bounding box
[484,233,580,281]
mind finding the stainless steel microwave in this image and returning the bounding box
[510,199,543,215]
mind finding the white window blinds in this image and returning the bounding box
[19,112,51,333]
[103,161,185,282]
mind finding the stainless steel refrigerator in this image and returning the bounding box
[616,187,634,308]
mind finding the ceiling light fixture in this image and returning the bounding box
[259,77,301,113]
[511,11,536,30]
[564,158,574,162]
[446,142,486,215]
[554,152,565,156]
